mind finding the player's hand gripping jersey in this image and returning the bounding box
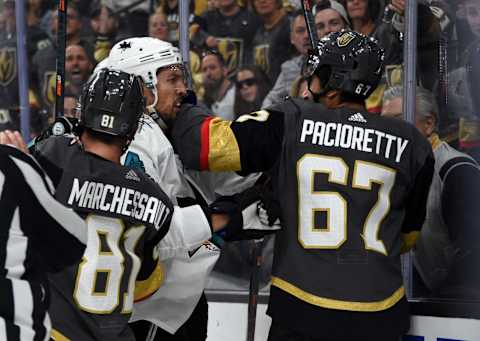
[172,98,434,316]
[32,136,174,341]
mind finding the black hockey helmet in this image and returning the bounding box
[303,29,385,99]
[79,68,145,139]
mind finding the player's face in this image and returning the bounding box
[291,16,310,56]
[466,1,480,37]
[315,9,346,38]
[155,66,187,120]
[149,13,169,41]
[347,0,369,21]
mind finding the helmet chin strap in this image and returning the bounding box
[146,85,169,132]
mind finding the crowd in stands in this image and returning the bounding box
[1,0,480,301]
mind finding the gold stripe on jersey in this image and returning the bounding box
[401,231,420,253]
[134,260,165,302]
[271,276,405,312]
[50,329,71,341]
[208,118,241,171]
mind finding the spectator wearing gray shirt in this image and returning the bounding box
[262,3,350,107]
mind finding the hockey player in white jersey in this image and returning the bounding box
[104,37,269,340]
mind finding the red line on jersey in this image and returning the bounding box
[200,116,214,170]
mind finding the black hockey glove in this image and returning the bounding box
[34,116,79,143]
[210,185,281,242]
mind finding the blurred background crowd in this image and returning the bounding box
[1,0,480,302]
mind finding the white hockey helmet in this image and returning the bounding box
[108,37,183,88]
[92,57,111,76]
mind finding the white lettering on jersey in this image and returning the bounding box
[300,119,410,163]
[67,178,170,228]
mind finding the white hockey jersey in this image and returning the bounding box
[123,115,258,332]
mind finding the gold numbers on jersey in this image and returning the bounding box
[74,215,145,314]
[297,155,396,255]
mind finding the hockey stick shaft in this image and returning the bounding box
[54,0,67,118]
[246,240,263,341]
[301,0,319,54]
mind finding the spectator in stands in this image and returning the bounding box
[290,75,311,100]
[32,3,93,109]
[148,9,206,102]
[0,0,50,131]
[158,0,199,44]
[448,43,480,162]
[109,0,150,36]
[43,43,94,106]
[193,0,261,75]
[1,0,51,60]
[201,50,236,119]
[346,0,402,65]
[262,9,309,107]
[65,44,94,95]
[234,65,271,117]
[463,0,480,37]
[389,0,453,92]
[252,0,293,84]
[149,10,170,41]
[63,90,80,120]
[89,3,120,62]
[382,86,480,300]
[314,0,350,39]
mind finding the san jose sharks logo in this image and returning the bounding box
[0,47,16,86]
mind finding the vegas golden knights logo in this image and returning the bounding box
[254,44,270,74]
[337,32,356,48]
[0,47,17,86]
[217,38,244,76]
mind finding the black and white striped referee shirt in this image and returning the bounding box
[0,145,86,341]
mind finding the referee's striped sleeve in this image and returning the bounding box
[0,145,86,273]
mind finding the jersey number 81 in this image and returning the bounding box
[74,215,145,314]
